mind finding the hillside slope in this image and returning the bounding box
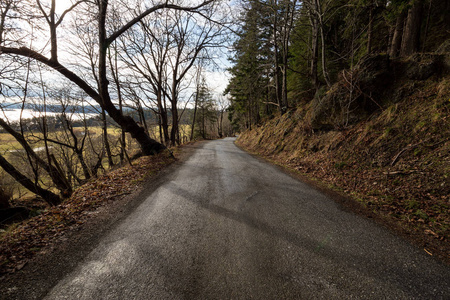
[237,54,449,263]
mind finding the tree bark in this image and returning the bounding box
[101,108,114,168]
[159,90,170,145]
[191,83,199,141]
[389,11,406,58]
[316,0,331,88]
[273,9,282,114]
[0,154,61,206]
[108,43,126,163]
[400,0,423,57]
[367,3,374,54]
[308,3,319,89]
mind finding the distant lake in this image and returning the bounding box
[0,108,98,123]
[8,146,52,153]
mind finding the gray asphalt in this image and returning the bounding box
[45,138,449,299]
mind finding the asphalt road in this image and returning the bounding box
[45,138,449,299]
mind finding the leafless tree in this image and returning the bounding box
[119,3,227,146]
[0,0,217,155]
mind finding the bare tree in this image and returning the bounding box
[190,64,204,141]
[0,117,71,198]
[0,153,61,205]
[303,0,332,88]
[215,94,229,138]
[0,0,216,155]
[118,9,174,145]
[166,8,225,145]
[119,3,227,146]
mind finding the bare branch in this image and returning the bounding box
[0,46,101,102]
[105,0,215,47]
[55,0,85,27]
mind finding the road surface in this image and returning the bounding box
[45,138,449,299]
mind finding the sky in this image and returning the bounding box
[47,0,232,98]
[1,0,231,111]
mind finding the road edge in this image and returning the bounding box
[234,140,450,266]
[0,141,204,300]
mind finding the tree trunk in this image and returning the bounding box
[76,148,92,180]
[389,11,406,58]
[171,106,180,145]
[98,0,165,156]
[309,10,319,89]
[159,89,170,145]
[0,154,61,206]
[190,86,199,141]
[272,4,282,114]
[170,75,180,145]
[158,113,163,144]
[101,108,114,168]
[367,3,373,54]
[316,0,331,88]
[400,0,423,57]
[218,110,224,138]
[0,117,72,196]
[104,101,166,155]
[108,42,126,163]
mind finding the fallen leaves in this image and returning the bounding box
[0,151,176,276]
[235,86,450,262]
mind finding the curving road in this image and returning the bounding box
[45,138,449,299]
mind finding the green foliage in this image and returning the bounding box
[228,0,449,131]
[194,80,217,139]
[405,199,420,210]
[287,13,314,101]
[226,0,279,130]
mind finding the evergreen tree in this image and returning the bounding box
[194,80,217,139]
[226,0,271,130]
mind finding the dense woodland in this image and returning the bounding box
[226,0,450,129]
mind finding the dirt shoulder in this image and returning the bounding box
[0,142,201,300]
[235,138,450,266]
[234,73,449,265]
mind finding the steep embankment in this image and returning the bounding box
[237,54,449,263]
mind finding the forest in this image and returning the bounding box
[227,0,449,127]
